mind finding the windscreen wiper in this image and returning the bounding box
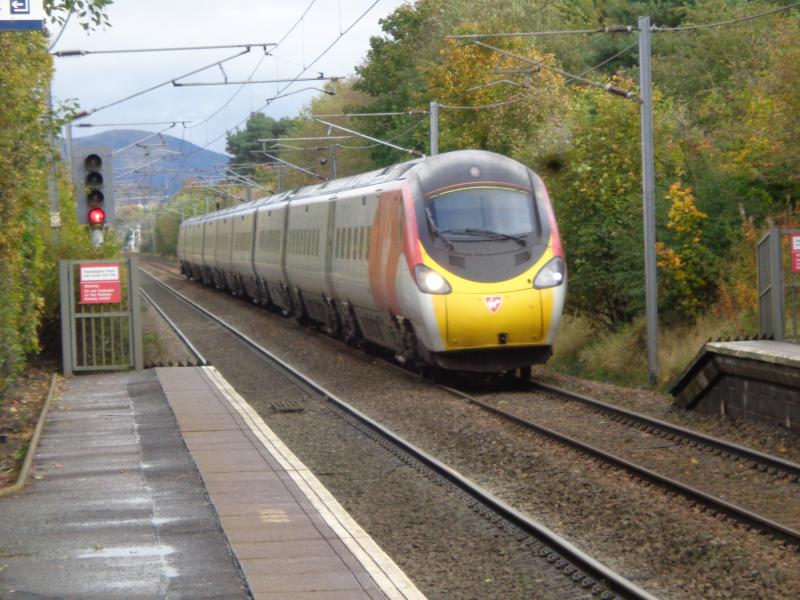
[441,227,528,246]
[425,207,454,250]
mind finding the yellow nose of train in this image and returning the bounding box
[423,247,563,350]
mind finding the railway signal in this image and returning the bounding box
[72,146,115,228]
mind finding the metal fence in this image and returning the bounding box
[758,227,800,342]
[59,257,143,375]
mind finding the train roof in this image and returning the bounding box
[181,156,424,226]
[180,149,522,226]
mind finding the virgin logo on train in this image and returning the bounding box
[484,296,503,313]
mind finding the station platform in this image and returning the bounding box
[671,340,800,431]
[0,367,424,600]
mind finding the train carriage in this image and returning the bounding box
[179,149,566,373]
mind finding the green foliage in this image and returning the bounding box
[205,0,799,384]
[0,31,54,385]
[656,182,717,317]
[423,30,571,158]
[0,28,119,386]
[45,0,113,30]
[546,80,686,329]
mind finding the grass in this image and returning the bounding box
[142,332,165,365]
[548,309,759,390]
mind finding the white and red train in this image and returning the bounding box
[178,150,566,372]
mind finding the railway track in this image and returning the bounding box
[139,265,658,600]
[438,382,800,549]
[526,380,799,480]
[141,256,800,549]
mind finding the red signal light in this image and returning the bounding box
[88,207,106,226]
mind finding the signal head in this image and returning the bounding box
[86,171,103,187]
[87,189,104,207]
[84,154,102,171]
[72,147,114,226]
[88,207,106,226]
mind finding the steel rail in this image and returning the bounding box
[529,380,800,479]
[439,384,800,549]
[138,287,207,366]
[139,258,800,546]
[137,267,660,600]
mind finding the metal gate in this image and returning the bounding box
[59,256,143,375]
[758,228,783,340]
[757,227,800,341]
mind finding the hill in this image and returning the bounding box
[69,129,229,201]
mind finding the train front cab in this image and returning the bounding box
[407,152,566,372]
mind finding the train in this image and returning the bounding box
[177,149,566,373]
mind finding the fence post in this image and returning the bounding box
[129,256,143,370]
[59,260,73,376]
[769,228,784,341]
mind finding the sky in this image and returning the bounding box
[51,0,409,155]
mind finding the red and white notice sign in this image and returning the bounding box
[79,263,121,304]
[792,235,800,274]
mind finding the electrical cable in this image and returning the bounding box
[333,115,428,149]
[47,9,73,52]
[165,1,381,203]
[440,33,637,111]
[179,0,383,161]
[654,1,800,32]
[442,41,638,113]
[187,0,318,130]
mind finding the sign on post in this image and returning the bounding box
[791,234,800,274]
[0,0,44,31]
[79,263,122,304]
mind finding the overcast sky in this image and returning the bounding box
[51,0,409,155]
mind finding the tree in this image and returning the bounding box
[423,30,571,158]
[547,80,686,329]
[45,0,113,30]
[278,80,378,189]
[225,113,298,175]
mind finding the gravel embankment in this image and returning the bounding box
[142,264,800,600]
[141,271,601,600]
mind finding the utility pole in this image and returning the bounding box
[277,164,285,193]
[430,101,439,156]
[329,144,338,179]
[65,121,74,174]
[639,16,659,384]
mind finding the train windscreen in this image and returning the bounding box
[427,187,540,242]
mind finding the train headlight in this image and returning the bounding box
[414,264,452,294]
[533,257,565,289]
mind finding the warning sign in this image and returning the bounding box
[792,235,800,274]
[80,263,121,304]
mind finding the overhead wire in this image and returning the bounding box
[187,0,319,130]
[167,0,319,192]
[47,9,73,51]
[167,1,381,194]
[442,41,638,112]
[440,30,635,111]
[334,115,429,149]
[182,0,382,157]
[653,1,800,32]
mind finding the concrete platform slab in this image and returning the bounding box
[0,370,250,599]
[157,366,425,600]
[0,365,424,600]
